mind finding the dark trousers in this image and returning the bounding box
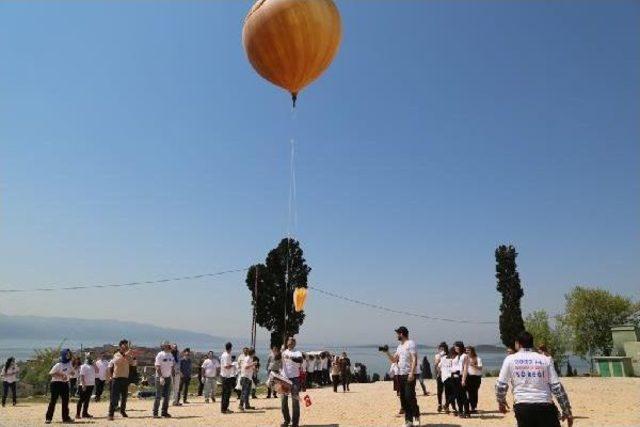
[197,375,204,396]
[69,378,77,397]
[46,381,71,422]
[240,377,252,408]
[466,375,481,410]
[514,403,561,427]
[331,374,340,392]
[436,376,444,405]
[220,377,235,412]
[340,371,349,391]
[153,377,172,416]
[178,376,191,402]
[2,381,17,406]
[109,377,129,416]
[281,377,300,427]
[76,385,94,416]
[396,375,420,423]
[443,378,457,411]
[452,376,469,414]
[94,379,106,401]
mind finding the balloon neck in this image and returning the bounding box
[291,92,297,108]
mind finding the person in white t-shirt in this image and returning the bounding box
[219,342,235,414]
[452,341,470,418]
[201,351,220,403]
[434,342,448,413]
[153,341,175,418]
[496,331,573,427]
[239,349,256,411]
[281,337,304,427]
[94,354,110,402]
[76,354,97,419]
[465,346,483,412]
[1,357,19,407]
[45,348,74,424]
[384,326,420,427]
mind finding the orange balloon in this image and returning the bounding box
[242,0,342,106]
[293,287,308,312]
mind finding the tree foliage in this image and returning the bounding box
[563,286,637,358]
[19,343,64,396]
[246,238,311,348]
[495,245,525,349]
[524,310,570,370]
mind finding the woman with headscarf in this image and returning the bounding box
[1,356,19,407]
[45,348,74,424]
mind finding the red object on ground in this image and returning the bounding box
[303,394,312,407]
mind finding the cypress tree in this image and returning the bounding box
[495,245,525,349]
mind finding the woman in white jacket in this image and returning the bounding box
[1,357,19,407]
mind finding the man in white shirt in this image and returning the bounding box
[201,352,220,403]
[496,331,573,427]
[153,341,175,418]
[76,354,97,419]
[281,337,304,427]
[94,354,109,402]
[219,342,235,414]
[385,326,420,427]
[239,349,256,411]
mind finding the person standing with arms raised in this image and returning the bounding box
[281,337,304,427]
[108,339,133,421]
[384,326,420,427]
[496,331,573,427]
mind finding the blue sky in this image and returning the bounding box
[0,1,638,345]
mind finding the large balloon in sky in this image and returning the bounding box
[242,0,342,106]
[293,287,308,312]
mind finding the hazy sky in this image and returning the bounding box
[1,1,638,346]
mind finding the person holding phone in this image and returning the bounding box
[45,348,74,424]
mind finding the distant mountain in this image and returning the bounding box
[0,313,226,347]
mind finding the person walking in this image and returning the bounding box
[94,354,109,402]
[434,342,447,412]
[177,348,192,405]
[281,337,303,427]
[330,355,341,393]
[108,339,133,421]
[76,353,96,419]
[266,346,282,398]
[465,346,483,413]
[384,326,420,427]
[153,341,175,419]
[196,356,205,397]
[417,355,429,396]
[251,354,260,399]
[69,355,81,398]
[201,351,220,403]
[239,348,256,411]
[496,331,573,427]
[452,341,470,418]
[220,342,235,414]
[1,357,19,407]
[438,347,457,414]
[45,348,74,424]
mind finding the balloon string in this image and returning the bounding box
[284,109,297,344]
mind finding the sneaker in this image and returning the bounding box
[153,414,160,419]
[62,419,74,424]
[246,406,256,410]
[162,413,172,418]
[108,415,114,421]
[437,405,442,413]
[82,414,93,419]
[205,399,210,403]
[120,411,128,418]
[183,400,190,404]
[413,417,421,426]
[45,421,52,425]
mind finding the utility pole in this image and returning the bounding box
[250,268,258,349]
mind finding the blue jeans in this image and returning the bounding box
[240,377,252,408]
[153,377,172,416]
[281,377,300,427]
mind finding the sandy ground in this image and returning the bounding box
[2,378,639,426]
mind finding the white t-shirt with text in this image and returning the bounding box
[395,340,418,375]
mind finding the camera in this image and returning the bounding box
[378,345,389,352]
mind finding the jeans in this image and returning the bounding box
[94,379,106,401]
[514,403,561,427]
[153,377,172,416]
[281,376,300,427]
[2,381,17,406]
[466,375,482,410]
[220,376,235,412]
[203,377,217,401]
[171,373,181,404]
[76,385,93,416]
[178,376,191,403]
[197,375,204,396]
[396,375,420,423]
[240,377,252,408]
[46,381,70,422]
[109,377,129,416]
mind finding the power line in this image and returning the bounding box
[0,268,248,293]
[308,285,497,325]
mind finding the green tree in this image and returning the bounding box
[20,344,64,396]
[563,286,637,367]
[495,245,525,349]
[246,238,311,348]
[524,310,570,371]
